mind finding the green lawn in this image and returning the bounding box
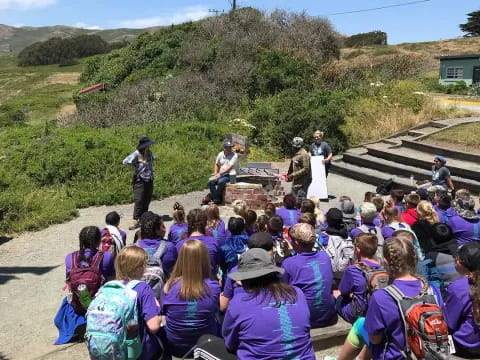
[0,56,85,124]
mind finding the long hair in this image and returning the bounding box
[187,208,207,235]
[78,226,101,263]
[242,273,297,307]
[383,236,418,278]
[417,201,439,224]
[164,239,211,301]
[115,246,147,281]
[232,199,248,220]
[206,204,220,229]
[457,242,480,325]
[254,215,269,232]
[382,200,401,224]
[140,211,163,239]
[172,202,186,224]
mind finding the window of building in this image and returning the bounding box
[445,67,464,79]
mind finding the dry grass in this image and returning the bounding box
[426,122,480,153]
[344,97,475,145]
[45,72,80,85]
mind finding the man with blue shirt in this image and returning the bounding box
[310,130,333,177]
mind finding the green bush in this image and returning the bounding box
[0,104,28,127]
[0,121,230,233]
[249,88,349,155]
[344,31,387,47]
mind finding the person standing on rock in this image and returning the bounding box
[123,136,155,230]
[204,141,238,205]
[287,137,311,202]
[309,130,333,177]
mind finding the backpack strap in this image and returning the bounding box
[384,284,410,358]
[90,251,104,271]
[72,251,80,269]
[151,240,168,264]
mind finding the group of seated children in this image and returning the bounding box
[54,189,480,360]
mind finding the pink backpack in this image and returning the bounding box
[67,251,105,315]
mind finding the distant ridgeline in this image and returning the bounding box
[17,34,128,66]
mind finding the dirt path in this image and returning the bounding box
[0,174,372,360]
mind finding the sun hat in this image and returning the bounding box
[291,137,304,148]
[223,141,233,148]
[359,202,377,221]
[289,223,316,244]
[453,196,478,220]
[228,248,284,281]
[435,156,447,165]
[337,199,356,219]
[137,136,155,150]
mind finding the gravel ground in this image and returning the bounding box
[0,173,373,360]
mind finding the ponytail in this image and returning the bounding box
[468,271,480,325]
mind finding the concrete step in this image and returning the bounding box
[402,139,480,163]
[366,143,480,182]
[311,318,351,351]
[330,160,415,192]
[342,152,480,193]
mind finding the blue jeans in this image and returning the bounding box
[208,174,235,202]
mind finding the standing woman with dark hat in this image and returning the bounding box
[123,136,155,230]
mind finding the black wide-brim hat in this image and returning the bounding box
[137,136,155,150]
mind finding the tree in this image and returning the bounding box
[460,10,480,37]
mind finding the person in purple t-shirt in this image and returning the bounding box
[434,194,457,224]
[176,208,220,275]
[448,192,480,245]
[56,226,116,345]
[276,193,301,227]
[115,246,162,360]
[162,239,220,358]
[167,202,188,245]
[282,223,337,328]
[136,211,177,278]
[371,197,384,227]
[223,248,316,359]
[364,236,443,360]
[390,189,406,215]
[206,204,227,246]
[335,233,382,324]
[220,231,275,312]
[380,201,409,241]
[444,242,480,357]
[349,202,380,240]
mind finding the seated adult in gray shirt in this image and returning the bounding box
[309,130,333,176]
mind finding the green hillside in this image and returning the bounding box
[0,24,158,55]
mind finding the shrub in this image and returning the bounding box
[249,88,349,155]
[0,104,28,127]
[344,31,387,47]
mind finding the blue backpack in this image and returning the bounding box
[86,280,142,360]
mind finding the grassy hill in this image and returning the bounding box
[0,24,159,55]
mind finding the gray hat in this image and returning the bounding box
[292,137,304,148]
[454,196,478,220]
[228,248,284,281]
[337,199,356,219]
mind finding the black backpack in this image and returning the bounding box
[376,178,394,196]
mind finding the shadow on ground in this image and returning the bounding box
[0,265,61,285]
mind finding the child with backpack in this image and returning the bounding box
[220,217,249,273]
[54,226,115,344]
[100,211,127,257]
[267,215,291,265]
[349,202,383,241]
[364,236,449,360]
[282,223,338,328]
[335,233,386,324]
[167,202,188,245]
[444,241,480,357]
[162,239,221,358]
[136,212,178,295]
[86,246,162,360]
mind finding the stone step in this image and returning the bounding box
[402,139,480,163]
[342,152,480,193]
[366,143,480,182]
[330,160,415,192]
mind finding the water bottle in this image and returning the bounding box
[410,175,414,186]
[78,284,91,308]
[126,319,139,340]
[355,207,362,226]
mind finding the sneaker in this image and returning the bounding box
[129,220,140,230]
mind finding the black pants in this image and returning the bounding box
[133,180,153,220]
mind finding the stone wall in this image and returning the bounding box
[224,180,285,210]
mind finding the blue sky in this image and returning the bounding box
[0,0,478,44]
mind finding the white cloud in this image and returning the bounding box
[0,0,55,10]
[73,22,103,30]
[118,6,210,28]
